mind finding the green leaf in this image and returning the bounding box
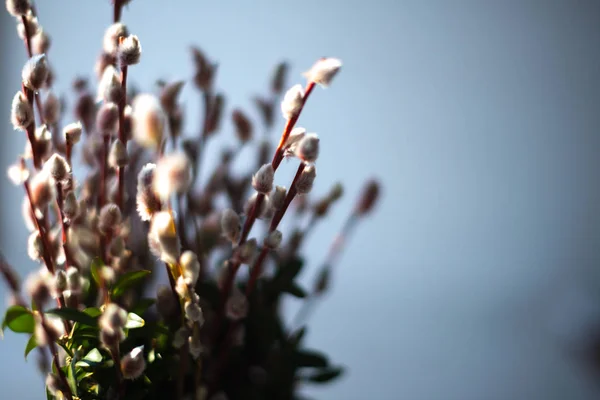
[294,349,329,368]
[45,308,98,327]
[83,307,102,318]
[111,270,151,298]
[284,282,307,298]
[75,348,106,368]
[90,258,103,286]
[67,357,78,396]
[2,305,34,333]
[125,312,145,329]
[24,334,37,359]
[305,366,345,384]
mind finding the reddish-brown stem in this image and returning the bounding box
[164,262,183,319]
[113,0,123,23]
[99,135,110,210]
[271,81,315,170]
[116,65,128,212]
[22,85,41,169]
[65,141,73,168]
[109,344,124,399]
[50,341,73,400]
[23,180,54,275]
[270,163,304,231]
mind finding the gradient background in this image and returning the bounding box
[2,1,600,399]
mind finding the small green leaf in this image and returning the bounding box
[90,258,103,286]
[67,357,78,396]
[83,307,102,318]
[294,349,329,368]
[284,282,307,298]
[45,308,98,327]
[125,312,145,329]
[24,334,37,359]
[305,366,345,384]
[84,348,103,362]
[2,305,34,333]
[111,270,151,298]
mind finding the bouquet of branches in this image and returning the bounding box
[1,1,381,399]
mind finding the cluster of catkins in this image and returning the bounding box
[2,0,380,399]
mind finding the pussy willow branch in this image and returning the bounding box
[116,65,128,212]
[19,14,45,125]
[21,85,41,169]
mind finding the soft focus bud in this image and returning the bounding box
[148,211,180,264]
[62,191,79,219]
[45,373,66,397]
[42,91,61,125]
[27,231,43,261]
[184,300,204,323]
[152,152,192,200]
[189,327,203,359]
[281,84,304,120]
[98,203,122,235]
[33,124,52,160]
[66,266,82,294]
[31,29,51,55]
[118,34,142,66]
[44,153,70,182]
[180,251,200,286]
[252,164,274,194]
[159,81,185,114]
[98,65,122,103]
[99,303,127,334]
[303,57,342,87]
[232,109,252,143]
[109,236,125,258]
[239,238,257,264]
[220,209,240,243]
[96,102,119,136]
[121,346,146,380]
[54,270,67,293]
[271,62,288,94]
[132,94,167,149]
[108,138,128,168]
[29,170,54,210]
[270,186,286,210]
[7,161,30,186]
[244,193,270,220]
[63,121,83,144]
[295,165,316,194]
[136,163,161,221]
[11,91,33,130]
[356,179,381,216]
[226,287,248,321]
[6,0,30,16]
[172,327,189,349]
[329,182,343,201]
[283,126,306,148]
[103,23,129,55]
[295,133,319,163]
[22,54,49,91]
[25,271,50,307]
[16,10,38,39]
[264,230,282,249]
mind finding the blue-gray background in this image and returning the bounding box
[1,1,600,399]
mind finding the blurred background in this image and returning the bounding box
[2,1,600,399]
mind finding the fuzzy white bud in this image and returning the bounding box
[22,54,49,91]
[180,251,200,286]
[303,57,342,87]
[121,346,146,380]
[152,152,192,200]
[226,287,248,321]
[136,163,160,221]
[252,163,274,194]
[43,91,61,125]
[131,93,167,149]
[7,161,29,186]
[54,270,67,293]
[29,170,54,210]
[281,84,304,120]
[27,231,43,260]
[103,23,129,55]
[149,211,180,264]
[66,267,82,294]
[295,133,319,163]
[239,238,257,264]
[295,165,316,194]
[96,102,119,135]
[184,300,204,323]
[118,34,142,66]
[108,138,128,168]
[6,0,30,16]
[220,209,241,243]
[44,153,70,182]
[63,191,79,219]
[271,186,286,210]
[31,29,50,55]
[63,121,83,144]
[283,126,306,148]
[99,303,128,334]
[98,203,122,235]
[264,230,282,249]
[11,91,33,130]
[98,65,122,103]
